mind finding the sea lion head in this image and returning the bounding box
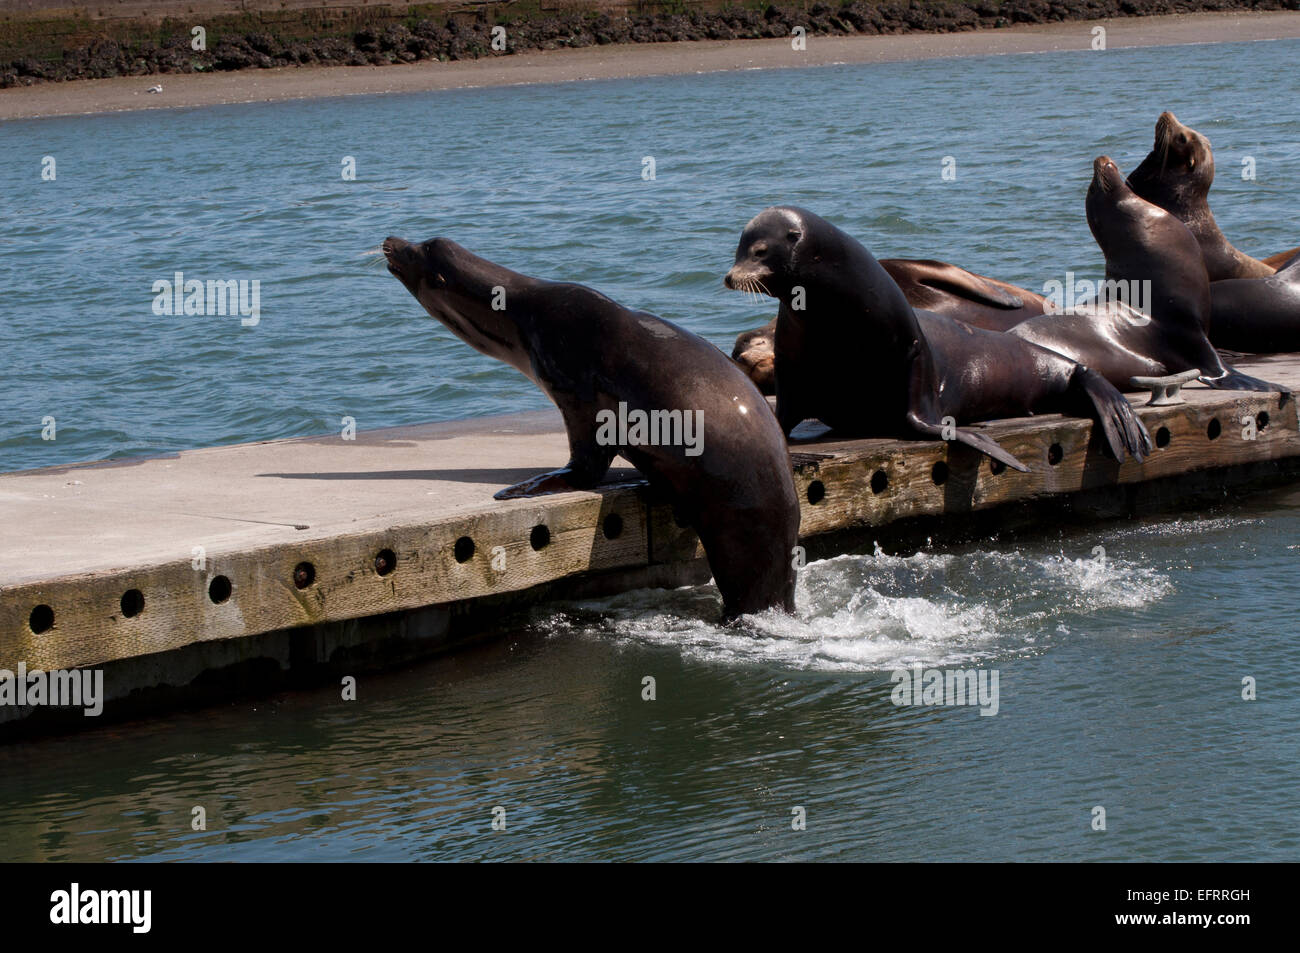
[724,206,830,301]
[1127,111,1215,204]
[384,235,529,372]
[730,322,776,395]
[1088,156,1169,260]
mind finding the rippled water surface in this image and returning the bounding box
[2,39,1299,861]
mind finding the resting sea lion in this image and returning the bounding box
[1209,252,1300,353]
[1009,157,1285,393]
[723,206,1151,472]
[731,260,1050,395]
[1127,111,1296,281]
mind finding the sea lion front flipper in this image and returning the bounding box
[904,410,1030,473]
[496,408,616,500]
[903,336,1030,472]
[1069,366,1151,463]
[495,468,587,500]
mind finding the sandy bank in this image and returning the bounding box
[3,11,1298,120]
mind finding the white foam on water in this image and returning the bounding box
[536,541,1174,673]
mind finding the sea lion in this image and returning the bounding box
[731,260,1049,395]
[1208,252,1300,353]
[1127,111,1295,281]
[723,206,1151,472]
[1009,157,1284,393]
[731,318,777,395]
[383,235,800,619]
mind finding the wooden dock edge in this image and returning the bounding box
[1,385,1296,734]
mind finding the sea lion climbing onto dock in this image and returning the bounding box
[384,235,800,619]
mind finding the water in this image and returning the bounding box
[2,40,1299,861]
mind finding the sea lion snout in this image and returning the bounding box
[1155,110,1192,146]
[384,236,451,290]
[1092,156,1123,193]
[382,236,417,275]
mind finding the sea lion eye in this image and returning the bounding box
[787,230,801,242]
[432,273,447,288]
[1188,157,1195,169]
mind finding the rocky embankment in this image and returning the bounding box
[3,0,1298,88]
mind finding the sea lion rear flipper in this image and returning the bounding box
[904,411,1030,473]
[1071,366,1152,463]
[912,261,1026,310]
[1261,246,1300,271]
[1200,367,1292,399]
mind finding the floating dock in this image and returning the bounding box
[3,354,1299,732]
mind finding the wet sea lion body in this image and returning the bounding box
[731,260,1050,395]
[384,235,800,618]
[1008,157,1285,394]
[1210,253,1300,353]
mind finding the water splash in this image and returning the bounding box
[536,541,1173,673]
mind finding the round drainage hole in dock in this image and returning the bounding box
[208,576,232,604]
[120,589,145,618]
[29,604,54,634]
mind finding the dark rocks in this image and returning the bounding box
[0,0,1285,89]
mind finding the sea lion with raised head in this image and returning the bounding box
[724,206,1151,472]
[1009,157,1285,393]
[1127,111,1296,281]
[384,235,800,619]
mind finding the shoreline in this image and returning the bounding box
[4,11,1300,120]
